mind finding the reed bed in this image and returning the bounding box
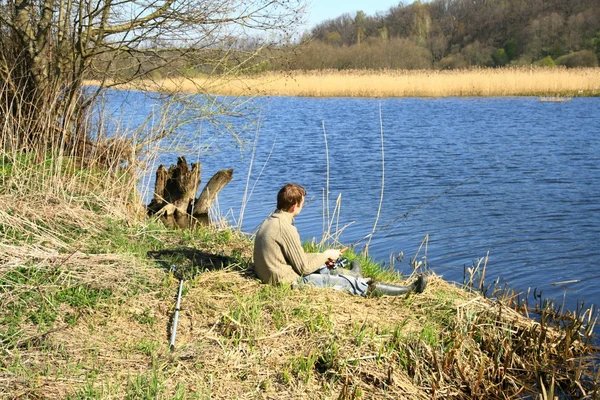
[121,67,600,97]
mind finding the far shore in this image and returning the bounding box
[87,67,600,97]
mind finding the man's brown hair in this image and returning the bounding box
[277,183,306,211]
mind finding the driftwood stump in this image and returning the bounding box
[147,156,233,229]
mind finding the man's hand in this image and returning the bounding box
[323,249,342,263]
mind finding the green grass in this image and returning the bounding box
[130,308,157,328]
[0,264,114,347]
[288,351,319,385]
[85,219,169,256]
[302,241,403,283]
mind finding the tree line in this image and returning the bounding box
[279,0,600,70]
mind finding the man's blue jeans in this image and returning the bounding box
[298,266,369,296]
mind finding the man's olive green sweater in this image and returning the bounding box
[253,210,329,284]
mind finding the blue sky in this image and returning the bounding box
[304,0,402,29]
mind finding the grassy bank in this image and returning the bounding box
[1,151,599,399]
[107,67,600,98]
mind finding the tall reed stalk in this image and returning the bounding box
[322,120,331,231]
[365,103,385,254]
[239,118,262,229]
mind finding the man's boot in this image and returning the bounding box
[368,274,427,297]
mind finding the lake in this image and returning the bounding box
[106,91,600,320]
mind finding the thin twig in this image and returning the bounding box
[239,115,262,229]
[245,132,278,221]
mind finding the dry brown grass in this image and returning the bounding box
[104,67,600,97]
[2,232,597,399]
[0,247,477,399]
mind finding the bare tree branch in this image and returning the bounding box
[0,0,306,161]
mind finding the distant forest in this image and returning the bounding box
[276,0,600,70]
[89,0,600,77]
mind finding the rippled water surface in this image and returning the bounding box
[108,92,600,316]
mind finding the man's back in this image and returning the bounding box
[253,210,327,284]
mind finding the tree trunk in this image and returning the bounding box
[192,168,234,225]
[147,156,233,229]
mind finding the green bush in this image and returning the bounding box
[534,56,556,67]
[461,41,494,67]
[555,50,598,68]
[325,31,342,46]
[505,39,518,61]
[492,48,509,66]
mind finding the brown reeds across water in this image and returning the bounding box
[107,67,600,97]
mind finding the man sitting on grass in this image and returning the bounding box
[253,183,426,296]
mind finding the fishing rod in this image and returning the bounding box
[348,160,505,248]
[170,265,184,352]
